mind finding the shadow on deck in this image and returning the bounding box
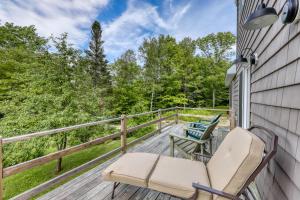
[38,123,229,200]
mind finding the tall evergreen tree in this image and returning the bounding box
[85,20,110,88]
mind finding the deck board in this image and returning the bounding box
[38,124,228,200]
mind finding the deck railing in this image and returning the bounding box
[1,107,230,200]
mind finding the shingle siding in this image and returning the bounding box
[233,0,300,199]
[232,78,240,120]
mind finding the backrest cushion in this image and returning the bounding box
[207,127,265,200]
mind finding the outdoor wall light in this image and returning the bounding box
[243,0,300,30]
[234,55,248,64]
[243,2,278,30]
[234,48,258,66]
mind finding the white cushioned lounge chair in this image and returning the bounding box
[102,126,278,200]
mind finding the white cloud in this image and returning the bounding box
[168,0,236,40]
[0,0,236,61]
[102,0,236,62]
[0,0,109,46]
[102,0,191,61]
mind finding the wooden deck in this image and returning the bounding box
[37,123,229,200]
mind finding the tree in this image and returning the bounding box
[0,23,50,167]
[176,37,197,104]
[50,33,79,172]
[110,50,146,115]
[85,21,111,88]
[196,32,236,63]
[196,32,236,107]
[0,22,47,50]
[139,35,179,111]
[0,23,47,102]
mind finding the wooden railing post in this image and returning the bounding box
[158,109,162,133]
[120,115,127,154]
[175,107,179,124]
[0,137,3,200]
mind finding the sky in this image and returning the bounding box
[0,0,236,62]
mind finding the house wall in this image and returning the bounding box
[234,0,300,199]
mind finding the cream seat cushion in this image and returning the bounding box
[148,156,212,200]
[207,127,265,200]
[102,152,159,187]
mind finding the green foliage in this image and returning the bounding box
[0,21,235,198]
[0,24,104,167]
[139,33,235,109]
[0,22,47,50]
[109,50,146,115]
[196,32,236,62]
[159,94,189,107]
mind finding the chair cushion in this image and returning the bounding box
[207,127,265,200]
[148,156,212,200]
[186,129,204,140]
[191,123,207,130]
[102,152,159,187]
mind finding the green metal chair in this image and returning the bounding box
[169,120,219,161]
[187,114,222,131]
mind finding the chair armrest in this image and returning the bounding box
[169,133,210,144]
[192,183,242,200]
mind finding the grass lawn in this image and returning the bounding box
[4,137,138,200]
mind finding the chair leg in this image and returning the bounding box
[246,186,257,200]
[242,190,251,200]
[186,189,198,200]
[111,182,119,199]
[209,138,213,155]
[191,153,196,160]
[200,144,204,162]
[170,135,174,157]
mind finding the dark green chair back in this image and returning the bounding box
[186,120,219,140]
[200,120,219,140]
[209,114,222,124]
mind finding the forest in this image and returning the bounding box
[0,21,235,198]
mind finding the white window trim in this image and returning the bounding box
[242,66,251,129]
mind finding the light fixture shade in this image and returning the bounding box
[225,64,237,86]
[243,3,278,30]
[234,55,248,64]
